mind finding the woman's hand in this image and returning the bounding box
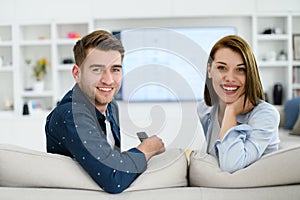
[219,95,254,140]
[226,95,254,115]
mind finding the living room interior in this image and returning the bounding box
[1,0,300,199]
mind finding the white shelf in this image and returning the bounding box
[21,91,53,97]
[56,38,79,45]
[257,34,289,40]
[57,64,74,71]
[293,61,300,66]
[19,40,51,46]
[0,41,13,46]
[292,84,300,89]
[0,67,13,72]
[258,61,289,67]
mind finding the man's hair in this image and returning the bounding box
[204,35,265,107]
[73,30,124,67]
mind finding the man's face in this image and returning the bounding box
[73,48,122,112]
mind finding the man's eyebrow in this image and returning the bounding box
[112,64,122,68]
[89,64,105,68]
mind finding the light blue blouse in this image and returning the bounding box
[197,100,280,173]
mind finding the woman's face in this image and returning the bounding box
[208,47,246,106]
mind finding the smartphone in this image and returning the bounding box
[136,132,148,142]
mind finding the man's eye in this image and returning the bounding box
[112,68,121,72]
[92,68,102,72]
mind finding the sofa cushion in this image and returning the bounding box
[0,144,187,191]
[284,97,300,129]
[290,105,300,135]
[189,145,300,188]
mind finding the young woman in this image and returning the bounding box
[198,35,280,173]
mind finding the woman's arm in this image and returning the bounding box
[216,101,280,173]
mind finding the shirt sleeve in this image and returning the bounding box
[60,105,147,194]
[215,102,280,173]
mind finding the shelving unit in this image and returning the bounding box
[252,13,293,104]
[0,20,92,115]
[292,14,300,97]
[1,14,300,115]
[0,24,14,112]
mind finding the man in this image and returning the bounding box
[45,30,165,194]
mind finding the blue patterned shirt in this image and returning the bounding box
[45,84,147,194]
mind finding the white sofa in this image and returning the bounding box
[1,105,300,200]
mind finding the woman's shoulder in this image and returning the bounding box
[252,100,280,118]
[197,100,214,119]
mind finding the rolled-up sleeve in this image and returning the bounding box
[215,102,280,173]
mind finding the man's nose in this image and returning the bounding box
[100,70,113,84]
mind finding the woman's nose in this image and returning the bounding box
[224,70,235,81]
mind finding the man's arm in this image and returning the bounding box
[51,105,147,194]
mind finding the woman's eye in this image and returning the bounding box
[217,66,226,70]
[237,68,246,72]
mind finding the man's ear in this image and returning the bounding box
[72,65,80,83]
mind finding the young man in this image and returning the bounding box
[45,30,165,194]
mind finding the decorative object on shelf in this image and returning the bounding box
[3,98,13,111]
[32,57,49,92]
[261,27,282,34]
[62,58,74,64]
[22,103,29,115]
[0,56,3,68]
[277,50,287,61]
[33,57,49,81]
[266,51,277,61]
[293,34,300,60]
[273,83,283,105]
[34,81,44,92]
[67,32,80,39]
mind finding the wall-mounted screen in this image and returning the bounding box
[114,27,237,102]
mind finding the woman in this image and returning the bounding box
[198,35,280,173]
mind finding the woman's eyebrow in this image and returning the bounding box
[215,61,245,66]
[215,61,227,65]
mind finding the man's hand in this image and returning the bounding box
[137,135,165,161]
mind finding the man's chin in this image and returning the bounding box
[96,96,114,105]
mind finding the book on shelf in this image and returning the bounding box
[293,66,300,84]
[293,89,300,98]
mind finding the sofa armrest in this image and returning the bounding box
[274,105,285,128]
[0,144,188,191]
[189,145,300,188]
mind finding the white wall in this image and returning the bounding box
[1,0,300,21]
[1,0,300,151]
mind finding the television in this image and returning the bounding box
[114,27,237,102]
